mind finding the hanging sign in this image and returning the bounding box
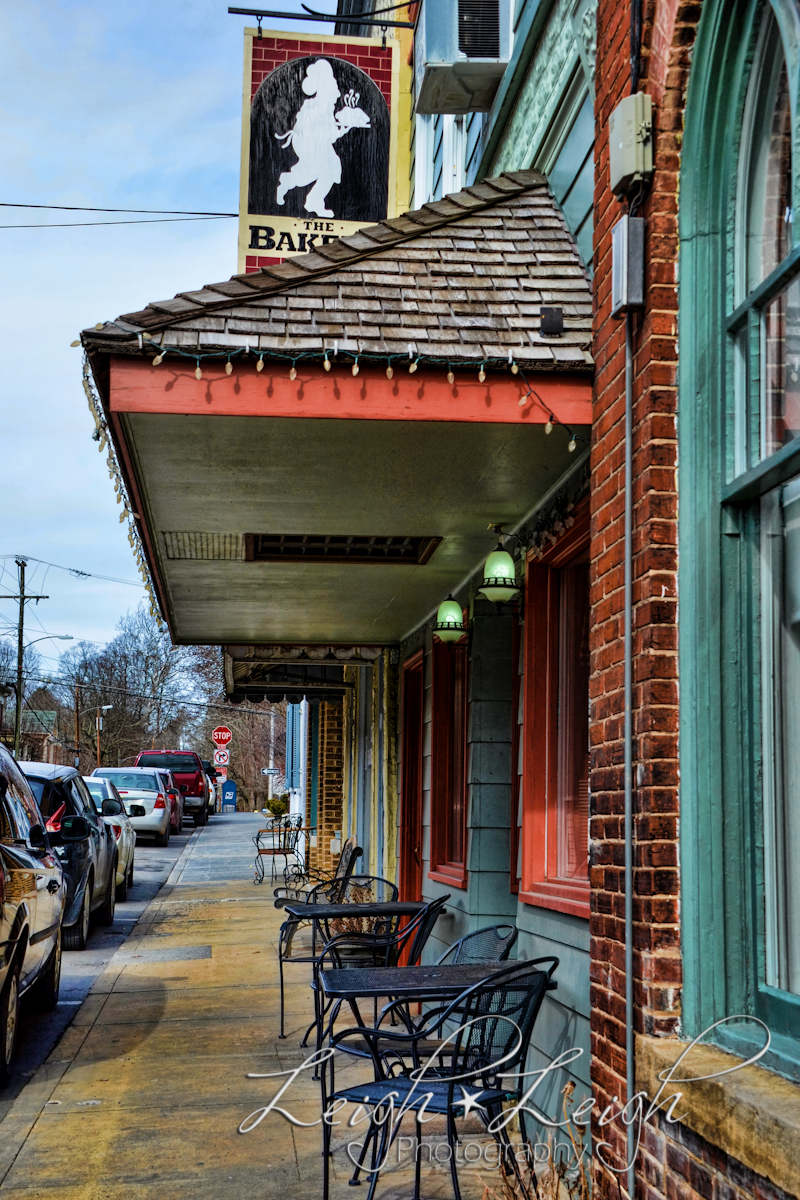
[238,27,404,273]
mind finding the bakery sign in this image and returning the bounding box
[237,29,402,273]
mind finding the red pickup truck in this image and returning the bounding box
[133,751,209,826]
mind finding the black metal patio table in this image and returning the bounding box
[319,962,501,1004]
[283,900,428,956]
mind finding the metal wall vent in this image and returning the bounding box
[458,0,500,57]
[162,533,245,561]
[244,533,441,565]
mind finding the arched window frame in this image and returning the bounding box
[680,0,800,1080]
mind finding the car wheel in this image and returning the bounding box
[64,882,92,951]
[155,825,170,848]
[127,854,134,888]
[194,806,207,828]
[0,960,21,1087]
[33,931,62,1012]
[116,861,128,902]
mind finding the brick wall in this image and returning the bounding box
[641,1116,797,1200]
[590,0,702,1192]
[305,700,344,876]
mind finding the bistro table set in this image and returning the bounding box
[258,818,559,1200]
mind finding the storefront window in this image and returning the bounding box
[429,640,468,887]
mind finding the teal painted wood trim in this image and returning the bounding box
[474,0,556,180]
[679,0,767,1040]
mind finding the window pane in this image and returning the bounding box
[761,276,800,457]
[744,8,792,293]
[761,477,800,995]
[556,560,590,880]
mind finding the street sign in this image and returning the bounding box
[261,767,280,776]
[212,726,232,748]
[216,767,228,783]
[213,748,230,766]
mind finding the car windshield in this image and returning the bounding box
[137,754,199,772]
[95,771,159,792]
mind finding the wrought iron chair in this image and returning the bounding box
[435,923,518,966]
[273,833,361,905]
[321,956,559,1200]
[307,894,449,1056]
[253,814,303,885]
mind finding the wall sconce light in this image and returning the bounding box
[434,595,467,642]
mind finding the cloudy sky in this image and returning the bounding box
[0,0,337,671]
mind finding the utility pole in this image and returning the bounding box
[96,705,112,768]
[0,559,48,760]
[268,705,275,802]
[74,685,80,769]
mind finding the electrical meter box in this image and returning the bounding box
[609,93,653,196]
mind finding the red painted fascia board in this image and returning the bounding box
[108,357,592,426]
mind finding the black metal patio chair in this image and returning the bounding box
[435,923,518,966]
[253,814,303,885]
[306,894,449,1056]
[321,956,559,1200]
[273,834,361,905]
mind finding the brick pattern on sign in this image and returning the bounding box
[251,38,393,107]
[590,0,702,1194]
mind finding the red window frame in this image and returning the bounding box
[510,615,522,894]
[519,498,590,918]
[428,639,469,889]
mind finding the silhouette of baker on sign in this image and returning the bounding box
[274,59,371,218]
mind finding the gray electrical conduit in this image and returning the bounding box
[625,311,635,1200]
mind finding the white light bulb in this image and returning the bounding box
[545,418,553,435]
[409,360,418,374]
[568,437,577,452]
[447,370,455,384]
[195,365,202,380]
[225,361,233,376]
[386,365,394,379]
[256,358,264,372]
[153,354,163,366]
[352,362,359,376]
[478,368,486,383]
[289,366,297,380]
[323,357,331,372]
[70,339,81,348]
[511,362,519,375]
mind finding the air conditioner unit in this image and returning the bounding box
[415,0,511,115]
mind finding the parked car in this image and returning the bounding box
[23,764,118,952]
[133,752,209,827]
[0,745,69,1084]
[83,777,136,901]
[161,770,185,834]
[201,762,219,816]
[91,767,171,846]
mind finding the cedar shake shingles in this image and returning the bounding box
[83,171,593,372]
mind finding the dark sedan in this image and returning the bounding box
[23,764,117,951]
[0,744,71,1084]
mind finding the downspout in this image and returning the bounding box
[626,4,643,1196]
[624,310,635,1200]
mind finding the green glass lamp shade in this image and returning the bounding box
[478,545,519,603]
[434,595,467,641]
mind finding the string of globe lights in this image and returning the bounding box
[80,354,164,629]
[130,334,589,454]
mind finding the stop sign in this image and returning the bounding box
[212,726,232,748]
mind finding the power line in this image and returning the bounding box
[17,670,276,718]
[1,216,237,230]
[0,555,144,588]
[0,203,238,215]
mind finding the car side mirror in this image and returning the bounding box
[101,798,124,816]
[128,804,146,818]
[28,823,47,850]
[60,815,90,842]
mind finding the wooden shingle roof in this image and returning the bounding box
[82,170,593,372]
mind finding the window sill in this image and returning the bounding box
[637,1034,800,1199]
[519,881,589,919]
[428,864,468,890]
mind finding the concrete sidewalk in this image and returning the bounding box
[0,815,500,1199]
